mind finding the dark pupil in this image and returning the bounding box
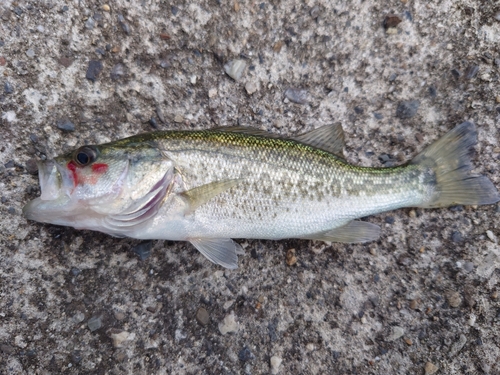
[76,152,90,165]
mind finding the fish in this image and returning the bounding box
[23,121,499,269]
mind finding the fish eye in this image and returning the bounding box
[74,146,98,167]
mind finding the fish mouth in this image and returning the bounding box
[22,160,75,223]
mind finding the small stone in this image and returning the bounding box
[208,88,218,98]
[0,56,6,66]
[447,291,462,308]
[171,6,179,15]
[87,315,103,332]
[26,49,35,58]
[490,291,498,299]
[408,210,416,218]
[72,311,85,324]
[109,329,130,348]
[450,231,463,243]
[238,347,255,362]
[486,230,497,243]
[149,117,158,128]
[117,15,131,34]
[270,356,282,374]
[190,75,197,84]
[86,60,103,82]
[451,69,462,78]
[58,57,73,68]
[387,326,405,341]
[449,334,467,357]
[224,59,247,81]
[404,337,413,346]
[174,114,184,123]
[85,17,95,30]
[56,117,75,132]
[196,307,209,326]
[273,40,284,52]
[284,88,309,104]
[25,158,38,175]
[113,310,126,321]
[383,15,402,29]
[132,241,152,260]
[218,311,238,334]
[465,65,479,79]
[160,33,170,40]
[310,6,320,18]
[8,207,16,215]
[245,81,258,95]
[496,96,500,103]
[13,7,23,16]
[409,299,419,310]
[286,248,297,266]
[102,4,110,12]
[463,261,474,273]
[385,216,395,224]
[4,81,14,94]
[70,267,81,276]
[396,100,420,119]
[424,362,439,375]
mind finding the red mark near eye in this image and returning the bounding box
[67,161,79,186]
[91,163,108,174]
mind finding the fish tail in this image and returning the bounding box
[411,121,499,208]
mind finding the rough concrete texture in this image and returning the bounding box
[1,0,500,374]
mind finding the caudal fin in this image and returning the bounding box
[411,122,499,208]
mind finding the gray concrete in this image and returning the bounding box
[1,0,500,373]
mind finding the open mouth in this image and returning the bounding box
[38,159,75,201]
[22,159,74,222]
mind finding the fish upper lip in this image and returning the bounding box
[37,159,73,201]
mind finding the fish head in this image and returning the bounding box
[23,141,173,230]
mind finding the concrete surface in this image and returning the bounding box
[1,0,500,374]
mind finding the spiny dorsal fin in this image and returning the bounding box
[301,221,380,243]
[181,179,242,213]
[212,126,278,137]
[213,123,345,157]
[293,123,345,158]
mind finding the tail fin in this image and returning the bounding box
[411,122,499,208]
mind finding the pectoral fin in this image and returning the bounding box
[190,238,244,269]
[181,179,242,213]
[302,221,381,243]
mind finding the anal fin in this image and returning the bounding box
[302,221,381,243]
[190,238,244,269]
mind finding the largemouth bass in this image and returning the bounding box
[23,122,499,268]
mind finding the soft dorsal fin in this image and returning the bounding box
[181,179,243,213]
[293,123,345,158]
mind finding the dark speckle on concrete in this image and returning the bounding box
[451,231,463,243]
[86,60,103,82]
[56,117,75,132]
[396,100,420,119]
[238,347,255,362]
